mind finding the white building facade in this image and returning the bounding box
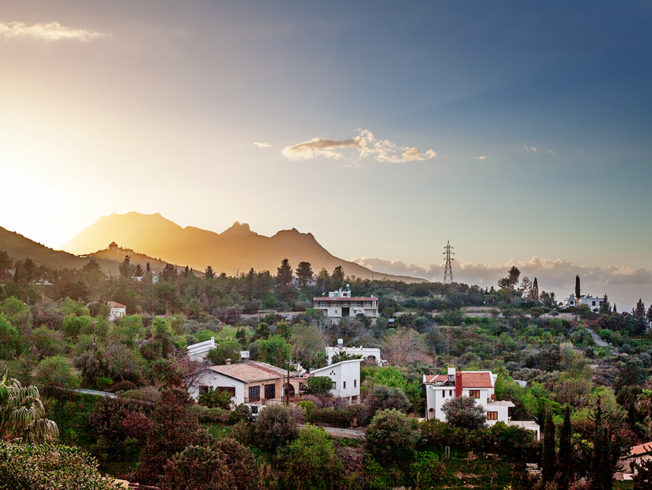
[563,294,604,312]
[107,301,127,322]
[187,337,217,362]
[325,341,384,366]
[313,288,378,324]
[423,368,540,440]
[310,359,362,404]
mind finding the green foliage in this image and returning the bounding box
[162,445,235,490]
[441,397,486,430]
[256,334,291,367]
[198,387,233,409]
[0,441,117,489]
[306,376,333,395]
[411,451,444,489]
[253,404,303,452]
[366,409,420,465]
[34,355,81,390]
[279,425,342,489]
[0,313,18,358]
[207,340,242,365]
[62,314,93,338]
[119,314,145,344]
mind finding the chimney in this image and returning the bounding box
[447,367,456,381]
[338,338,343,347]
[455,372,463,398]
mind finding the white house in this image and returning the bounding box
[107,301,127,322]
[325,339,384,366]
[309,359,362,404]
[187,337,217,362]
[563,294,604,312]
[187,361,286,414]
[313,287,378,324]
[423,368,540,440]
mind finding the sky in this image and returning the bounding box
[0,1,650,307]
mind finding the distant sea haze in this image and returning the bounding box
[354,256,652,313]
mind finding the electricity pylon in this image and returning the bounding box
[443,241,454,283]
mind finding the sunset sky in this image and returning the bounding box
[1,1,651,305]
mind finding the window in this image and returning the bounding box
[487,411,498,420]
[469,390,480,398]
[264,384,275,399]
[442,390,446,398]
[449,390,453,397]
[343,381,347,389]
[354,379,357,387]
[248,385,260,402]
[331,381,336,389]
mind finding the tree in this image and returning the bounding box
[31,326,64,359]
[207,341,242,365]
[441,396,485,430]
[498,266,520,290]
[0,374,58,442]
[633,458,652,489]
[276,258,293,288]
[366,409,420,465]
[134,263,144,277]
[161,263,177,281]
[162,445,234,490]
[214,438,260,489]
[291,323,325,369]
[331,265,345,289]
[557,406,573,489]
[253,404,303,451]
[647,304,652,323]
[542,410,557,483]
[531,277,540,301]
[0,250,12,279]
[33,355,81,391]
[119,314,146,345]
[279,425,341,489]
[119,255,133,278]
[256,335,291,367]
[295,261,314,288]
[306,376,333,395]
[633,298,646,318]
[600,294,611,315]
[590,397,614,490]
[575,274,581,298]
[383,328,426,365]
[0,313,18,359]
[363,385,411,414]
[316,268,330,291]
[204,265,215,279]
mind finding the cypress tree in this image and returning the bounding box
[558,406,573,489]
[532,277,540,301]
[542,410,557,483]
[575,274,581,298]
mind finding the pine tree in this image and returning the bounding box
[542,410,557,483]
[600,294,611,314]
[204,265,215,279]
[557,406,573,489]
[647,305,652,323]
[633,299,646,318]
[575,275,581,298]
[276,259,293,288]
[295,261,314,288]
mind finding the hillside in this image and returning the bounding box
[63,212,425,282]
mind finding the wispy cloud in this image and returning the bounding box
[0,21,105,42]
[282,129,436,164]
[253,142,272,148]
[476,155,488,161]
[524,145,537,152]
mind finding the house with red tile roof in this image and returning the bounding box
[423,368,540,440]
[107,301,126,321]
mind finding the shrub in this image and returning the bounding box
[297,400,317,415]
[33,355,81,391]
[366,409,420,465]
[441,396,486,430]
[411,451,444,488]
[253,404,303,452]
[189,405,231,424]
[214,438,260,489]
[0,441,117,489]
[363,385,411,417]
[198,387,233,409]
[162,445,235,490]
[229,404,252,425]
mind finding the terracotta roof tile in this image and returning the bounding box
[631,442,652,456]
[209,364,284,383]
[460,372,493,388]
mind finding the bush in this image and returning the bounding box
[363,385,411,416]
[33,355,81,391]
[162,445,235,490]
[297,400,317,415]
[253,404,303,452]
[0,441,117,489]
[189,405,231,424]
[411,451,444,488]
[366,409,420,465]
[441,396,486,430]
[214,438,260,489]
[198,387,232,409]
[229,404,252,425]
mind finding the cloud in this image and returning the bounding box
[353,256,652,310]
[0,21,105,42]
[253,142,272,148]
[524,145,537,152]
[282,129,436,164]
[476,155,487,161]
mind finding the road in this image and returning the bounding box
[588,329,618,355]
[71,388,117,398]
[299,424,366,440]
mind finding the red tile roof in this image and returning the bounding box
[460,372,493,388]
[208,364,284,383]
[424,374,449,384]
[107,301,126,308]
[631,442,652,456]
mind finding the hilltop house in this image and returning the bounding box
[563,294,604,312]
[107,301,127,321]
[309,359,362,404]
[616,442,652,481]
[325,339,384,366]
[423,368,540,440]
[187,337,217,362]
[313,287,378,324]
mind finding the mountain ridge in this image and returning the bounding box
[63,212,425,282]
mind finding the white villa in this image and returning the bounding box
[423,368,540,440]
[313,287,378,324]
[563,294,604,312]
[187,337,217,362]
[325,339,384,366]
[309,358,362,404]
[107,301,127,321]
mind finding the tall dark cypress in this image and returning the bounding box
[575,274,581,298]
[542,410,557,483]
[558,406,573,489]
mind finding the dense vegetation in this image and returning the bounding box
[1,251,651,488]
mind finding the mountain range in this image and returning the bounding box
[2,212,423,282]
